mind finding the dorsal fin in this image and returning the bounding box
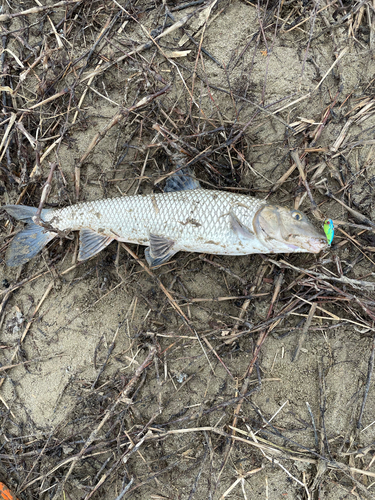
[164,168,201,192]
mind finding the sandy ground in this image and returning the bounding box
[2,0,375,498]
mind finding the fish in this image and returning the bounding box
[2,170,327,267]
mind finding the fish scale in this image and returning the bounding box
[45,189,266,255]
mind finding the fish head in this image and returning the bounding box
[254,204,328,254]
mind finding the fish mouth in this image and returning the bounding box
[297,236,328,253]
[276,236,327,253]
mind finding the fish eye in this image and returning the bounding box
[291,210,303,221]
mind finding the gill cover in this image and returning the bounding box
[254,205,293,247]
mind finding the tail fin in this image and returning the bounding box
[3,205,55,267]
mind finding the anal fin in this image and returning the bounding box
[145,233,176,267]
[78,229,113,261]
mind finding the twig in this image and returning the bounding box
[75,85,170,199]
[273,47,348,115]
[51,346,157,500]
[113,479,134,500]
[120,242,214,374]
[290,150,319,215]
[306,401,319,449]
[81,8,200,82]
[326,190,375,229]
[198,255,248,284]
[268,258,375,290]
[218,272,284,482]
[357,336,375,429]
[292,303,317,362]
[33,162,57,225]
[318,363,331,459]
[0,281,55,390]
[0,0,81,21]
[0,354,63,372]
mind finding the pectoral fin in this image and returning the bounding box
[78,229,113,261]
[145,233,176,267]
[229,210,254,238]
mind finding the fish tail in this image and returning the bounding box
[3,205,55,267]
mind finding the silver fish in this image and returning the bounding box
[3,170,327,267]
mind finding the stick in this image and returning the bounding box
[120,242,214,374]
[290,150,319,214]
[357,336,375,429]
[81,9,199,82]
[75,85,170,199]
[273,47,348,116]
[51,347,157,500]
[33,162,57,225]
[218,272,284,482]
[0,0,81,21]
[326,190,375,229]
[292,303,317,362]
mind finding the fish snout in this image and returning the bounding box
[305,235,328,253]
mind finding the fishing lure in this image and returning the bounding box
[323,219,334,246]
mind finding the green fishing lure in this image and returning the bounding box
[323,219,334,246]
